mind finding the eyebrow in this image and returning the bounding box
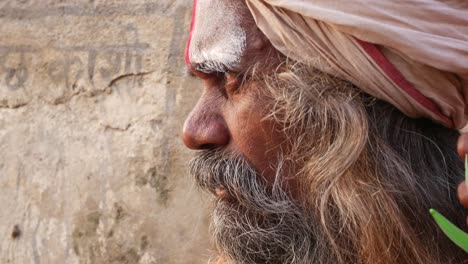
[190,60,233,75]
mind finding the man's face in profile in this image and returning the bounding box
[182,0,315,262]
[183,0,289,192]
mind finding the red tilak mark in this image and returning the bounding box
[355,38,453,127]
[185,0,198,68]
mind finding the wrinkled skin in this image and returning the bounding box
[183,0,287,187]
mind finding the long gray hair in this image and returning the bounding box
[191,61,467,263]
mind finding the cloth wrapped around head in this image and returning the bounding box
[245,0,468,130]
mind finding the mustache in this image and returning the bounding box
[189,149,315,263]
[189,149,293,212]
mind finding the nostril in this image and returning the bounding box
[182,121,230,150]
[199,143,218,150]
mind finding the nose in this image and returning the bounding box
[182,100,230,150]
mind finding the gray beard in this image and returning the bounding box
[190,150,316,264]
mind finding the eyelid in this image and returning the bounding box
[191,69,212,80]
[187,65,247,95]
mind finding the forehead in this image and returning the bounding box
[186,0,247,72]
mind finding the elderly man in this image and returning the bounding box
[182,0,468,263]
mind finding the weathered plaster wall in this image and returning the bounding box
[0,1,211,263]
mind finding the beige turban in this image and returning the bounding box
[246,0,468,130]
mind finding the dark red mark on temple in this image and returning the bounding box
[355,38,453,127]
[185,0,198,68]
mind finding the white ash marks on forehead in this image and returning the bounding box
[189,0,247,72]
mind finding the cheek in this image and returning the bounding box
[228,102,302,196]
[225,93,286,182]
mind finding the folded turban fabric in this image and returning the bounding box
[245,0,468,130]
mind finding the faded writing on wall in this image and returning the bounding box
[0,25,149,91]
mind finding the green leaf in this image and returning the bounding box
[430,208,468,252]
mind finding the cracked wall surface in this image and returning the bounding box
[0,1,212,263]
